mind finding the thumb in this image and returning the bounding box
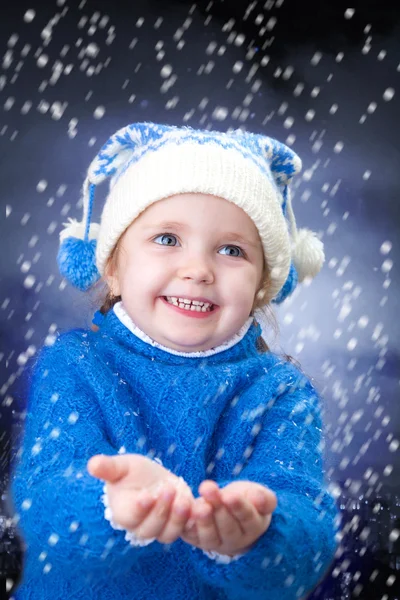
[87,454,129,483]
[251,487,278,515]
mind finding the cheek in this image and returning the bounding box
[224,268,259,296]
[123,259,167,294]
[117,262,140,293]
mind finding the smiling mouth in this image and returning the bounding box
[162,296,217,312]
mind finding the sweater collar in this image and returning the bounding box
[98,302,263,364]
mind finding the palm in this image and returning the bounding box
[88,453,176,492]
[180,480,276,552]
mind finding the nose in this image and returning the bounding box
[177,254,215,284]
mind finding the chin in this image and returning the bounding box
[165,336,216,353]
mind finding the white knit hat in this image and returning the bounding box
[57,122,324,304]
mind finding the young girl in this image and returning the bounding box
[10,122,340,600]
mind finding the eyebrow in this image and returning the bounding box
[143,221,260,248]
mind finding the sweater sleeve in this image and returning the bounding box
[186,368,341,600]
[10,335,160,576]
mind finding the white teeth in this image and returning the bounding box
[165,296,213,312]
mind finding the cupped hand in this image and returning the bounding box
[87,453,195,545]
[180,480,277,557]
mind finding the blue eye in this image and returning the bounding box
[153,234,179,246]
[153,234,244,258]
[219,245,244,258]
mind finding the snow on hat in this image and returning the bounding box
[57,121,324,304]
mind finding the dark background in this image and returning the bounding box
[1,0,399,598]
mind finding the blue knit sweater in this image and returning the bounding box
[10,306,340,600]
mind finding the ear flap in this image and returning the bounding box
[271,263,299,304]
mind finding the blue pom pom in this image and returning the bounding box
[57,237,101,291]
[272,263,298,304]
[92,310,105,327]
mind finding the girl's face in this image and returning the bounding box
[107,193,264,353]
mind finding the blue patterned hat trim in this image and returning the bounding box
[272,263,299,304]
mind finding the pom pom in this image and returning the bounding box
[57,237,100,291]
[292,228,325,283]
[92,310,105,327]
[59,218,100,243]
[272,263,298,305]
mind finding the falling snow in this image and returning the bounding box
[1,2,399,598]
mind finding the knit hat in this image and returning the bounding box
[57,122,324,304]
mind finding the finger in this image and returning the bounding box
[108,488,157,530]
[181,516,199,542]
[221,481,277,515]
[248,487,277,515]
[193,497,221,551]
[157,489,193,545]
[209,497,243,545]
[180,500,203,545]
[200,483,251,538]
[87,455,129,483]
[198,481,223,509]
[134,482,177,540]
[221,490,261,535]
[182,504,199,535]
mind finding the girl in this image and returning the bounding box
[10,122,340,600]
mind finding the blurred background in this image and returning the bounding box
[1,0,399,598]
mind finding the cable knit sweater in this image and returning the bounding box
[10,304,340,600]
